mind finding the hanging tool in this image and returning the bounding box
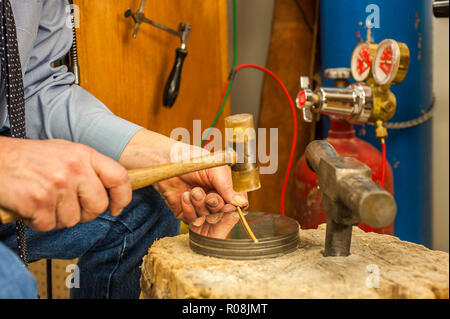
[125,0,192,108]
[304,140,397,256]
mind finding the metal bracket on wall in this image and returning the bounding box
[433,0,449,17]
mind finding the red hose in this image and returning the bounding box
[381,139,386,189]
[203,64,298,216]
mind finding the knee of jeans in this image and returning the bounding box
[136,186,180,231]
[132,186,165,209]
[97,186,180,237]
[0,245,38,299]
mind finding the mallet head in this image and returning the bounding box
[224,114,261,193]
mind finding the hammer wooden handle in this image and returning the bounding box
[0,208,21,225]
[128,150,234,189]
[0,151,234,225]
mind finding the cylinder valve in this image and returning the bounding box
[296,39,410,140]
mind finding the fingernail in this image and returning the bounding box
[231,212,240,219]
[206,197,219,207]
[232,195,247,207]
[221,204,236,213]
[182,192,191,204]
[206,213,221,224]
[111,208,123,217]
[192,189,204,201]
[192,216,205,227]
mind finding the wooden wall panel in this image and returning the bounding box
[248,0,318,216]
[74,0,230,138]
[29,259,77,299]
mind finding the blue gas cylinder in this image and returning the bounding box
[319,0,433,246]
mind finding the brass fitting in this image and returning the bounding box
[375,120,388,140]
[369,86,397,124]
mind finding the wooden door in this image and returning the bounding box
[74,0,230,139]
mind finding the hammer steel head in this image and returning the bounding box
[338,175,397,228]
[305,140,397,229]
[359,191,397,228]
[305,140,338,172]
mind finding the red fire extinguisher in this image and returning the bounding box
[294,69,394,235]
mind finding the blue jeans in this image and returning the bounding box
[0,186,180,299]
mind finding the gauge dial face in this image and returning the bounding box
[372,39,401,85]
[351,42,372,81]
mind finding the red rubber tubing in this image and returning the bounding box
[203,63,298,216]
[381,139,386,189]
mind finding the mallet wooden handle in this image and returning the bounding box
[0,208,21,225]
[0,151,234,225]
[128,150,234,190]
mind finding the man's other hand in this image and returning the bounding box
[0,138,132,231]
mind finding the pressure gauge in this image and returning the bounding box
[350,42,376,82]
[372,39,410,86]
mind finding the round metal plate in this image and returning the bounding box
[189,212,300,260]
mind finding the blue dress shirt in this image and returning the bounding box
[1,0,143,160]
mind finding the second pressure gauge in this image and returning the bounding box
[350,42,377,82]
[372,39,410,85]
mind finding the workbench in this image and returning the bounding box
[140,225,449,299]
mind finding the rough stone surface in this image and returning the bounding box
[140,225,449,299]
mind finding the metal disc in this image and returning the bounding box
[189,212,299,260]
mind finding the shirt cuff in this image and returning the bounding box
[82,113,143,161]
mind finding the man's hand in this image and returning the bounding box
[119,129,249,238]
[0,137,132,231]
[154,165,248,238]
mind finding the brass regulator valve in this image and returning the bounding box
[297,39,410,140]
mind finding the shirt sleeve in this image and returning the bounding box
[22,0,143,160]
